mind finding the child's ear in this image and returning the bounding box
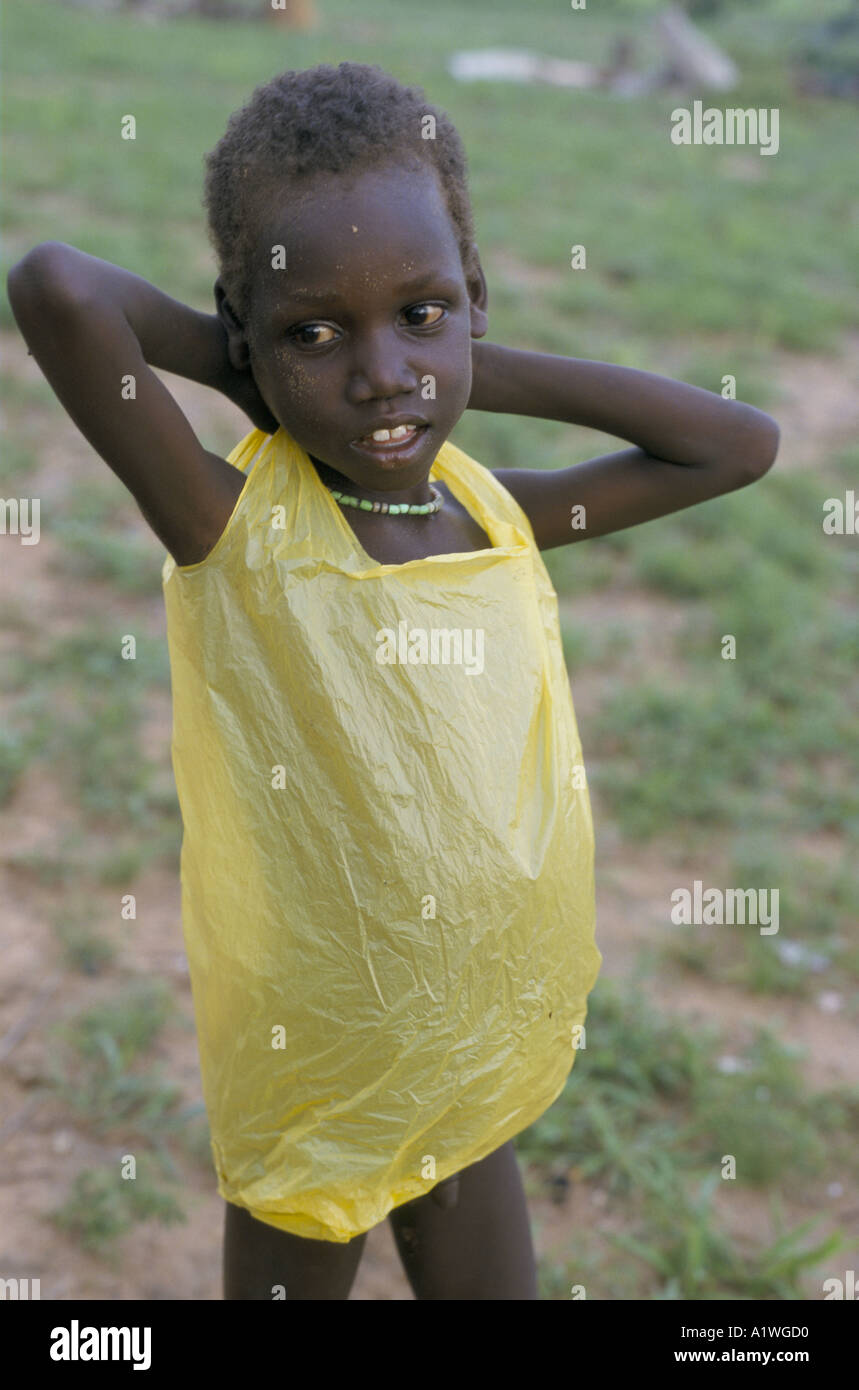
[214,277,252,370]
[465,250,489,339]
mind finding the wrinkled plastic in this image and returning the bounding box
[161,426,601,1242]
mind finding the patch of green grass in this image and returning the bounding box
[3,845,80,884]
[0,724,29,805]
[656,835,858,996]
[609,1176,843,1300]
[665,931,819,1000]
[50,478,165,594]
[154,1102,213,1171]
[687,1030,829,1183]
[96,843,148,886]
[543,541,621,596]
[60,693,151,822]
[590,484,859,834]
[68,979,173,1065]
[4,628,179,835]
[44,981,209,1253]
[3,0,856,354]
[519,978,858,1193]
[47,980,183,1137]
[0,435,36,486]
[526,976,854,1296]
[53,524,164,595]
[832,442,859,482]
[50,1164,186,1258]
[0,369,59,409]
[592,675,783,837]
[53,916,117,977]
[4,832,170,896]
[560,614,629,669]
[53,1047,180,1137]
[618,473,858,721]
[538,1189,844,1301]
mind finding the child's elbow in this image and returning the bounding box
[7,242,76,311]
[754,414,780,474]
[732,411,780,487]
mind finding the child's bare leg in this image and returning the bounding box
[387,1139,539,1300]
[223,1201,367,1300]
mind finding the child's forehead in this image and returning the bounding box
[255,161,451,252]
[250,163,462,304]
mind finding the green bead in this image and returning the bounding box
[359,499,373,511]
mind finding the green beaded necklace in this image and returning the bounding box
[326,483,444,517]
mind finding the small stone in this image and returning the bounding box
[818,991,842,1014]
[52,1130,74,1155]
[776,939,830,972]
[717,1054,749,1074]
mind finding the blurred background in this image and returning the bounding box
[1,0,857,1299]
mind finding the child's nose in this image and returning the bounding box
[350,329,418,400]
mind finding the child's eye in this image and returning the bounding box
[402,304,446,327]
[287,304,445,347]
[289,323,338,346]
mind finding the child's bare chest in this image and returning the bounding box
[341,481,494,567]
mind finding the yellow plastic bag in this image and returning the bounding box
[162,426,601,1242]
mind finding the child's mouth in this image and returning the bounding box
[350,423,429,461]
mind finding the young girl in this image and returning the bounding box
[7,61,779,1301]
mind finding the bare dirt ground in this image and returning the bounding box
[1,328,857,1299]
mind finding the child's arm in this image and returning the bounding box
[6,241,278,566]
[467,341,780,548]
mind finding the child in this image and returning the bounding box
[7,61,779,1301]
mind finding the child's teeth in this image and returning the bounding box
[367,425,416,442]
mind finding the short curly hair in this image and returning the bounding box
[203,61,479,327]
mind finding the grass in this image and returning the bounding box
[586,459,859,844]
[537,1180,845,1301]
[2,0,858,357]
[65,980,174,1063]
[519,978,859,1193]
[45,978,212,1256]
[52,906,117,977]
[52,478,166,595]
[0,623,178,849]
[657,832,859,995]
[51,1165,186,1259]
[605,1182,844,1301]
[522,976,855,1298]
[0,725,29,805]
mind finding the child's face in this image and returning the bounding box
[241,161,487,493]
